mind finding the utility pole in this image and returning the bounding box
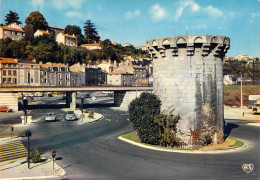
[241,74,243,117]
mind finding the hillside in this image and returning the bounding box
[224,85,260,107]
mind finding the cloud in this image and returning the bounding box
[52,0,84,10]
[149,4,166,21]
[203,6,223,17]
[65,11,84,19]
[31,0,44,9]
[124,9,141,19]
[249,12,260,23]
[174,0,223,21]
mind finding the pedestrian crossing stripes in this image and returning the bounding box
[0,141,27,163]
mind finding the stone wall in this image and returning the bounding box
[0,93,19,111]
[146,35,230,144]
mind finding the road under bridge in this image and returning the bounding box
[0,86,153,111]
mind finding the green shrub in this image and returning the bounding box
[88,110,94,118]
[128,92,161,145]
[203,134,212,145]
[29,149,41,163]
[154,114,180,147]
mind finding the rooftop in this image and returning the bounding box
[0,26,25,32]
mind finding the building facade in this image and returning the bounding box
[56,33,77,47]
[0,23,25,41]
[107,70,134,86]
[17,60,40,86]
[0,58,18,87]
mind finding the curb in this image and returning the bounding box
[118,136,247,154]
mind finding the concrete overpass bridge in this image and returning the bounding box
[0,86,153,111]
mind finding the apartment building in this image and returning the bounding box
[107,70,134,86]
[56,32,77,47]
[0,23,25,41]
[43,62,70,86]
[0,58,18,87]
[81,43,101,50]
[48,26,64,36]
[34,30,51,37]
[40,63,50,86]
[17,60,40,86]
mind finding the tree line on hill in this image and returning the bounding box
[0,10,149,64]
[223,56,260,82]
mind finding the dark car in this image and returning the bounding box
[84,94,91,98]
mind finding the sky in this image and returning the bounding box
[0,0,259,57]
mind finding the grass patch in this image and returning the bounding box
[228,137,245,148]
[121,132,245,151]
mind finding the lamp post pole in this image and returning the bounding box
[241,74,243,117]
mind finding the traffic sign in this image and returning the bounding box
[52,149,56,158]
[25,130,31,137]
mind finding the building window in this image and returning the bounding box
[3,70,6,76]
[30,70,34,77]
[7,78,11,83]
[3,78,6,83]
[8,70,12,76]
[30,78,34,83]
[13,64,17,67]
[20,70,24,77]
[13,78,17,84]
[20,77,24,83]
[8,64,11,67]
[13,70,17,76]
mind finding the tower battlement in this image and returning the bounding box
[146,35,230,58]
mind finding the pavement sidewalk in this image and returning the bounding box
[224,106,260,122]
[0,158,65,179]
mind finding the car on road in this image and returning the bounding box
[84,94,91,98]
[66,111,77,121]
[0,107,12,112]
[45,112,56,121]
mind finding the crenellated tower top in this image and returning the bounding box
[146,35,230,59]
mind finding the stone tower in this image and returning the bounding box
[146,35,230,144]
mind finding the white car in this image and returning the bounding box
[66,111,77,121]
[45,113,56,121]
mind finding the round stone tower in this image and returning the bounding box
[146,35,230,144]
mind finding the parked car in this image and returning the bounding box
[45,112,56,121]
[0,107,12,112]
[66,111,77,121]
[84,94,91,98]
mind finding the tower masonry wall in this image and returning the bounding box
[146,35,230,144]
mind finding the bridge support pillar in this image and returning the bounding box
[114,91,126,107]
[66,92,77,110]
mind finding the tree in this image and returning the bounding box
[24,24,34,41]
[84,20,100,44]
[128,92,161,145]
[25,11,48,32]
[65,25,82,36]
[5,10,21,26]
[65,25,84,46]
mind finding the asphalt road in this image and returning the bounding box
[11,96,260,179]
